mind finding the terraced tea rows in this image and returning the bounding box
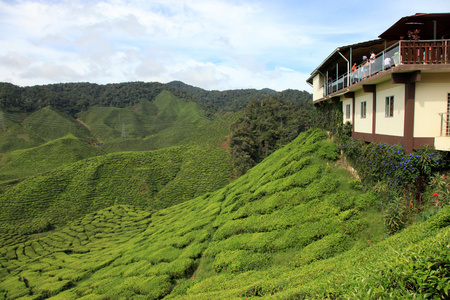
[0,205,152,299]
[0,143,231,235]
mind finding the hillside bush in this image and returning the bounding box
[337,134,449,234]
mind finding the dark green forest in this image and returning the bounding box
[229,95,312,176]
[0,81,311,118]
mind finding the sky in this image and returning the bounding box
[1,0,450,92]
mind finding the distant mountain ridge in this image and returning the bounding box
[0,81,310,118]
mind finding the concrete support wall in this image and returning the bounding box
[415,73,450,137]
[375,81,405,137]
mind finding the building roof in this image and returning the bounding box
[379,13,450,40]
[306,39,387,84]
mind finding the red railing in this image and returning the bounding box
[400,40,449,64]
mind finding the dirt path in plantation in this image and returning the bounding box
[76,118,103,144]
[336,153,360,179]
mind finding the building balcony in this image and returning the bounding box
[322,39,450,99]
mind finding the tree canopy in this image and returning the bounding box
[229,94,312,176]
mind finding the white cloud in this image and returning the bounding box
[1,0,450,91]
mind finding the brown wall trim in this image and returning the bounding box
[414,137,435,149]
[362,84,376,93]
[343,92,354,99]
[352,132,435,152]
[404,80,415,153]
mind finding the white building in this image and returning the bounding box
[307,13,450,153]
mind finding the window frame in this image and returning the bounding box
[385,96,394,118]
[346,104,351,119]
[361,101,366,119]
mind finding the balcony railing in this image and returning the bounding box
[440,112,450,137]
[325,39,450,97]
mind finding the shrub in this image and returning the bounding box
[292,233,349,267]
[213,250,271,273]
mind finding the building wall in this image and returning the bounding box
[415,72,450,138]
[375,81,405,136]
[312,74,324,102]
[354,90,372,134]
[342,98,352,123]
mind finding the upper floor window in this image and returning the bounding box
[361,101,366,119]
[386,96,394,117]
[346,104,351,119]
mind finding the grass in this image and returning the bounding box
[0,129,448,299]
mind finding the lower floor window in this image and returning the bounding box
[386,96,394,117]
[361,101,366,118]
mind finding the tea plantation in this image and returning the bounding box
[0,134,106,189]
[0,129,449,299]
[0,144,232,237]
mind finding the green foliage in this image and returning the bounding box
[313,101,343,134]
[0,144,231,234]
[384,195,411,235]
[337,136,448,235]
[0,129,448,300]
[339,139,444,188]
[0,134,106,187]
[348,179,363,190]
[292,233,350,267]
[213,250,271,273]
[77,91,209,146]
[229,95,312,176]
[24,106,92,141]
[337,222,450,299]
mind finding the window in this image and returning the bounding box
[346,104,351,119]
[361,101,366,119]
[385,96,394,117]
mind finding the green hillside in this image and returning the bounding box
[0,113,45,153]
[77,91,210,151]
[0,82,311,155]
[0,144,231,236]
[24,106,92,142]
[0,134,106,188]
[1,129,447,299]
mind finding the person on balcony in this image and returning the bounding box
[370,51,376,63]
[370,51,376,75]
[361,56,368,80]
[384,56,392,70]
[351,63,358,83]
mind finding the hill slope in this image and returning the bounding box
[77,91,211,152]
[1,129,447,299]
[0,144,231,237]
[0,134,106,189]
[24,106,93,142]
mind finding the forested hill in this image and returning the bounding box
[0,81,312,118]
[167,80,312,115]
